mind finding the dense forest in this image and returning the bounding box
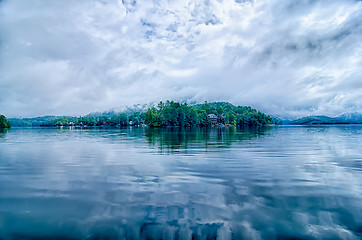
[0,115,11,128]
[9,101,280,127]
[9,116,62,127]
[38,112,144,127]
[145,101,279,127]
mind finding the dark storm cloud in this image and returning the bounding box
[0,0,361,117]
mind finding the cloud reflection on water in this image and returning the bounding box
[0,126,361,239]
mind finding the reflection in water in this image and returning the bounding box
[0,128,8,137]
[145,126,271,153]
[0,126,361,239]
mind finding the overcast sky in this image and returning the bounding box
[0,0,361,118]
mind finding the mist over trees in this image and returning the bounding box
[9,101,279,127]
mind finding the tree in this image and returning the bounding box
[197,110,210,126]
[119,114,129,126]
[0,115,11,128]
[145,108,161,127]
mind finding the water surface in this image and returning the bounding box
[0,126,361,239]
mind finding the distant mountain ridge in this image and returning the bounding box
[336,112,362,123]
[8,116,64,127]
[290,113,362,125]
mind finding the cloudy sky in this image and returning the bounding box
[0,0,361,118]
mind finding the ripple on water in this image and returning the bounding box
[0,126,361,239]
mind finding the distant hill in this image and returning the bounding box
[8,116,68,127]
[336,113,362,124]
[290,115,352,125]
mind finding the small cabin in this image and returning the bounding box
[208,114,218,124]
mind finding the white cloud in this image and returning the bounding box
[0,0,361,118]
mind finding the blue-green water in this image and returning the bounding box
[0,126,361,239]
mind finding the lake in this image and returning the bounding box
[0,126,361,239]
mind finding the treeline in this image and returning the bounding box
[9,101,280,127]
[39,112,144,127]
[0,115,11,128]
[9,116,61,127]
[144,101,279,127]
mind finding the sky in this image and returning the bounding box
[0,0,361,118]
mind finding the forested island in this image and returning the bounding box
[9,101,280,127]
[144,101,279,127]
[0,115,11,128]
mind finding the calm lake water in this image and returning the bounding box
[0,126,361,239]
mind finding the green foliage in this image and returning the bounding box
[0,115,11,128]
[110,114,128,126]
[144,108,158,127]
[145,101,277,127]
[197,110,210,126]
[144,101,200,127]
[8,101,278,128]
[8,116,60,127]
[35,112,145,127]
